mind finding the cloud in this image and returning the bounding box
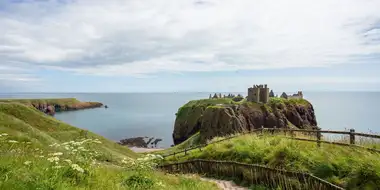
[0,0,380,76]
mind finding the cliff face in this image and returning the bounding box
[172,98,318,145]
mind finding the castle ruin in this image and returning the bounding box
[281,91,303,99]
[247,84,270,103]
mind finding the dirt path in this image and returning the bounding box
[200,178,249,190]
[129,147,164,153]
[133,148,248,190]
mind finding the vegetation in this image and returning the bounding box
[268,97,310,106]
[0,102,219,190]
[0,98,82,106]
[162,133,380,189]
[176,97,310,119]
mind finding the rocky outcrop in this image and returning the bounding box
[118,137,163,148]
[172,99,318,145]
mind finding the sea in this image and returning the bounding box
[0,92,379,148]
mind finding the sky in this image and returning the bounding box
[0,0,380,92]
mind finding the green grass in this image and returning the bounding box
[0,102,219,190]
[163,133,380,189]
[0,98,82,106]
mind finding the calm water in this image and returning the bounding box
[0,92,379,148]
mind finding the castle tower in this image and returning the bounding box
[260,84,269,103]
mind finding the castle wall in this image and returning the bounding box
[260,88,269,103]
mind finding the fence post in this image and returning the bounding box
[350,129,355,145]
[261,126,264,135]
[317,130,321,147]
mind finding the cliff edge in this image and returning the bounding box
[172,97,318,145]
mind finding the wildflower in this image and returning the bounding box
[71,164,84,173]
[63,159,72,164]
[156,181,165,187]
[47,157,60,162]
[53,165,63,169]
[39,155,45,158]
[35,148,39,151]
[1,133,8,136]
[24,161,32,166]
[78,146,85,150]
[49,152,63,156]
[64,146,70,150]
[8,140,18,143]
[72,149,78,152]
[26,142,32,144]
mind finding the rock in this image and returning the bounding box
[118,137,147,147]
[269,90,275,97]
[118,137,163,148]
[172,99,318,145]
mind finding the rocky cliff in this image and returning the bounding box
[0,98,103,115]
[172,97,318,145]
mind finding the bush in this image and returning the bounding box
[123,174,155,189]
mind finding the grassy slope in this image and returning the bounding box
[0,102,218,190]
[163,133,380,189]
[0,98,82,105]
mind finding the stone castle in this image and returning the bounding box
[247,84,303,103]
[247,84,270,103]
[208,84,303,103]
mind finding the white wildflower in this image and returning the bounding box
[39,155,45,158]
[72,149,78,152]
[49,152,63,156]
[8,140,18,143]
[64,146,70,150]
[47,157,60,162]
[24,161,32,166]
[71,164,84,173]
[156,181,165,187]
[1,133,8,136]
[63,159,72,164]
[26,142,32,144]
[35,148,39,151]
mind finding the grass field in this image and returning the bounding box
[0,102,218,190]
[162,133,380,189]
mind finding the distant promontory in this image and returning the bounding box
[0,98,103,115]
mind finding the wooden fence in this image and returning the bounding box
[158,159,345,190]
[162,127,380,158]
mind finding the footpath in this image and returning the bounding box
[132,148,248,190]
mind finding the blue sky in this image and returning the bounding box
[0,0,380,92]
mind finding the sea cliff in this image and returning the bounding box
[172,97,318,145]
[0,98,103,115]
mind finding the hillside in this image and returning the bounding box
[173,97,318,145]
[163,133,380,189]
[0,102,218,190]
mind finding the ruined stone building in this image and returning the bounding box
[247,84,270,103]
[280,91,303,99]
